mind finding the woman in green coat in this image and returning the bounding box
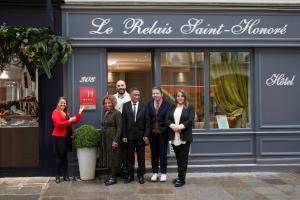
[101,95,122,186]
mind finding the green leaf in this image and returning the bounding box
[73,125,100,148]
[0,24,73,79]
[40,54,52,79]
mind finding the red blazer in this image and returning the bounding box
[52,109,81,137]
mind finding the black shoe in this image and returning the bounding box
[138,176,145,184]
[172,177,180,184]
[55,176,61,184]
[124,176,134,184]
[105,176,117,186]
[63,176,70,181]
[174,179,185,187]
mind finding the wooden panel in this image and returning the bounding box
[0,87,6,102]
[0,127,39,167]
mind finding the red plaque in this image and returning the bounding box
[80,87,96,110]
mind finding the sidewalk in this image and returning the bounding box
[1,172,300,200]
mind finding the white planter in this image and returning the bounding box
[77,147,97,180]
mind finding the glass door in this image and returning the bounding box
[107,51,153,164]
[107,52,152,101]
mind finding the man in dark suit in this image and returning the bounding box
[122,87,150,184]
[147,86,171,182]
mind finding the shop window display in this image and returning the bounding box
[0,66,38,127]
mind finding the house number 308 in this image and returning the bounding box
[79,76,96,83]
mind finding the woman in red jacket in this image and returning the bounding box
[52,97,84,183]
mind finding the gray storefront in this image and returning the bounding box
[62,6,300,170]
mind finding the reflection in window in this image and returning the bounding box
[107,52,152,102]
[0,66,38,127]
[209,52,250,129]
[161,52,204,128]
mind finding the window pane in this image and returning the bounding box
[161,52,204,129]
[209,52,250,129]
[0,66,38,127]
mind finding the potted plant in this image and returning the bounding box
[73,124,100,180]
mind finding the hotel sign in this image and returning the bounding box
[79,87,96,110]
[89,18,288,37]
[266,73,296,87]
[64,12,300,43]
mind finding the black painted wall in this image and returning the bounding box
[0,0,63,176]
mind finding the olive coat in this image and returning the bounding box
[99,109,122,172]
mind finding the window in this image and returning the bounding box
[107,52,152,102]
[209,52,250,129]
[161,52,204,128]
[160,50,251,130]
[0,66,38,127]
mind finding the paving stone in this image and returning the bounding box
[0,195,39,200]
[174,189,202,200]
[217,177,247,188]
[272,184,300,195]
[25,177,50,184]
[2,178,26,186]
[13,186,42,195]
[143,196,175,200]
[252,186,286,196]
[109,195,140,200]
[265,194,291,200]
[198,187,235,200]
[225,187,269,200]
[48,181,72,188]
[138,188,174,195]
[105,183,139,192]
[0,183,8,194]
[242,180,270,188]
[43,187,71,196]
[41,197,66,200]
[279,178,300,185]
[105,191,134,200]
[0,189,5,195]
[1,173,300,200]
[286,194,300,200]
[71,191,108,199]
[276,174,300,185]
[72,198,107,200]
[5,188,21,195]
[189,177,220,187]
[261,179,287,185]
[22,183,46,188]
[72,184,108,193]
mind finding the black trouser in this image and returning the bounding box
[120,141,128,177]
[54,136,68,177]
[127,139,145,177]
[149,132,168,174]
[172,142,190,181]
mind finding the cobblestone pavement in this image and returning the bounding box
[1,173,300,200]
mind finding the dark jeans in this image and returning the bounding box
[54,136,68,177]
[127,139,145,177]
[172,142,190,181]
[149,132,168,174]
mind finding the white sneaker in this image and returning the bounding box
[151,173,158,182]
[160,174,167,182]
